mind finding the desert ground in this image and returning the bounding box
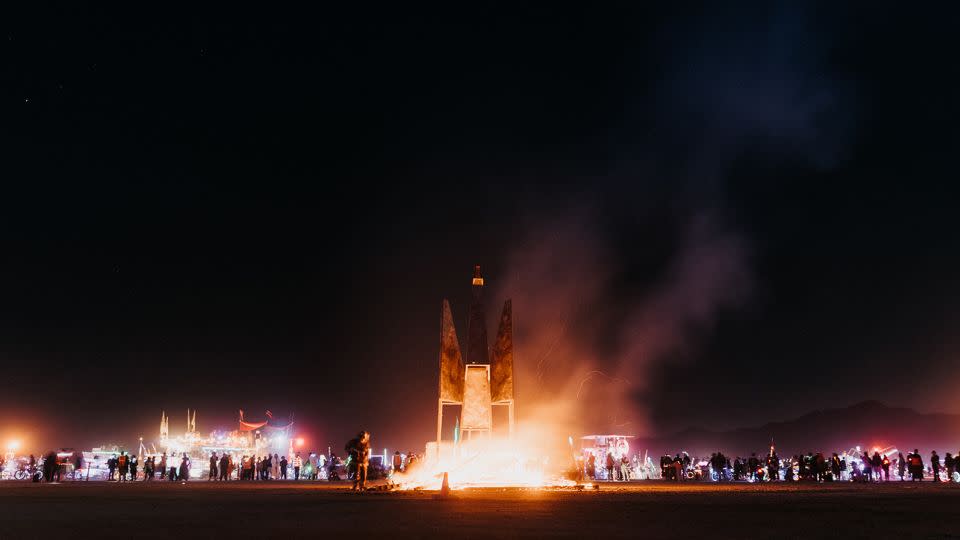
[1,480,958,539]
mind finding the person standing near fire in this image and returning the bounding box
[346,431,371,490]
[392,451,403,475]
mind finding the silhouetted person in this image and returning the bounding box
[209,453,218,481]
[178,453,189,481]
[118,452,129,482]
[898,452,906,481]
[280,455,288,480]
[346,431,371,490]
[767,453,779,482]
[945,453,955,482]
[748,453,759,481]
[909,449,924,481]
[219,453,229,481]
[393,451,402,474]
[931,451,941,482]
[862,452,872,482]
[881,454,891,481]
[815,453,826,482]
[129,455,138,481]
[43,451,58,482]
[831,453,841,481]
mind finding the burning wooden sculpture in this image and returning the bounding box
[437,266,515,447]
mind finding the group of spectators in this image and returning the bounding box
[105,452,193,481]
[5,430,391,491]
[655,448,960,483]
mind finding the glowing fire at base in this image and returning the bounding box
[404,269,587,491]
[390,438,580,491]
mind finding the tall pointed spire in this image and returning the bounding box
[466,265,489,364]
[490,299,515,403]
[439,299,465,403]
[160,411,168,441]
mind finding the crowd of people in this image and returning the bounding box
[15,434,959,488]
[4,431,435,492]
[584,451,644,481]
[104,451,194,481]
[645,447,960,483]
[94,432,380,487]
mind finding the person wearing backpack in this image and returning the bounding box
[118,452,129,482]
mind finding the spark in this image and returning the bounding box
[575,370,631,400]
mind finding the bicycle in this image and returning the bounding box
[14,467,37,481]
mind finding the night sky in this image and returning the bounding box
[3,3,959,454]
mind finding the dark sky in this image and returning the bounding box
[2,3,959,454]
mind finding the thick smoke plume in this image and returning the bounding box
[488,5,846,441]
[617,214,751,390]
[493,209,750,439]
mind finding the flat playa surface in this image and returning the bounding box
[1,480,958,539]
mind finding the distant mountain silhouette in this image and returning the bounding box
[634,401,960,458]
